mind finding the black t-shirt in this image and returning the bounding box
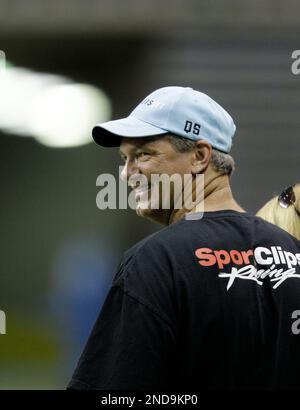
[68,210,300,390]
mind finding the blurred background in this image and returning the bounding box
[0,0,299,389]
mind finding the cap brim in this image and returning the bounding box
[92,116,168,147]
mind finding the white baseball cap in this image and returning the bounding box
[92,86,236,153]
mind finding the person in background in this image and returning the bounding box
[257,183,300,241]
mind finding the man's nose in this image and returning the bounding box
[120,159,139,183]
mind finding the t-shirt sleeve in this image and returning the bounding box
[67,281,176,390]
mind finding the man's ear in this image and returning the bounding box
[191,140,212,175]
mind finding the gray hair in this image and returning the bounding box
[166,134,235,176]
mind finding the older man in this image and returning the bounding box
[68,87,300,390]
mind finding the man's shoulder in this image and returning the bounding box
[120,222,181,266]
[118,211,286,265]
[114,212,300,282]
[113,220,187,283]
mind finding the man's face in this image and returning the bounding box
[119,135,195,225]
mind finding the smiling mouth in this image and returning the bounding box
[134,185,150,194]
[131,183,154,204]
[135,188,151,204]
[129,179,151,192]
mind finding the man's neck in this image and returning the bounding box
[168,173,245,225]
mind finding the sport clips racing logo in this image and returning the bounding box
[194,246,300,290]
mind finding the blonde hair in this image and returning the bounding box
[256,183,300,241]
